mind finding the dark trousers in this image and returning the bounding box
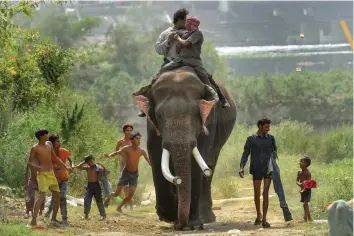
[84,182,106,217]
[46,180,68,220]
[134,58,227,104]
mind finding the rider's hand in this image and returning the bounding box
[24,185,28,192]
[104,153,110,158]
[168,33,176,42]
[173,34,180,40]
[238,168,244,178]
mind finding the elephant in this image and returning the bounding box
[133,66,236,230]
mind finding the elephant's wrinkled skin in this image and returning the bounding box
[133,66,236,230]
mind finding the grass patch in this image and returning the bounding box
[0,224,48,236]
[212,177,240,200]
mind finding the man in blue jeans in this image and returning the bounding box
[44,135,73,225]
[238,118,292,228]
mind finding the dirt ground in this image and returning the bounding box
[4,187,328,236]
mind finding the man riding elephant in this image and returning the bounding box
[155,8,188,68]
[132,65,236,230]
[134,15,230,117]
[136,8,188,117]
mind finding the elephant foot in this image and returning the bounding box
[173,221,186,231]
[158,215,177,224]
[188,219,204,230]
[200,208,216,224]
[156,205,178,223]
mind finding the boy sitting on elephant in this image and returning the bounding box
[134,16,230,117]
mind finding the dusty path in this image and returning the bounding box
[5,192,328,236]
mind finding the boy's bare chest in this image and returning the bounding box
[126,149,142,159]
[299,171,308,181]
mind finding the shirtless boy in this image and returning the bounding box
[76,155,106,220]
[104,132,151,212]
[116,124,134,209]
[29,129,69,226]
[296,156,312,222]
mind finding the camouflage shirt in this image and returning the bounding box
[178,29,204,59]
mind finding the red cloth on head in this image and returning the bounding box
[303,180,317,189]
[186,16,200,31]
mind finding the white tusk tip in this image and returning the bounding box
[204,169,212,177]
[174,177,182,185]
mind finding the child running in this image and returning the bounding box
[76,155,107,220]
[115,124,134,209]
[296,156,312,222]
[104,132,151,212]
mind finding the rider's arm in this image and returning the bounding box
[155,30,171,55]
[176,30,203,47]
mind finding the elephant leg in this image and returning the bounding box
[188,157,204,230]
[199,164,216,223]
[147,122,177,223]
[197,112,218,224]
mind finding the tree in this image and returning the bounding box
[60,102,84,145]
[0,0,76,129]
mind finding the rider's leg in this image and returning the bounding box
[135,60,183,117]
[194,66,230,108]
[134,59,176,97]
[207,74,230,108]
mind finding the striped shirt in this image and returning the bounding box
[155,27,187,60]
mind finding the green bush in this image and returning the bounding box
[311,158,353,219]
[211,177,240,200]
[0,90,121,196]
[227,70,353,126]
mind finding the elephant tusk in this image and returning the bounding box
[192,147,212,177]
[161,149,182,185]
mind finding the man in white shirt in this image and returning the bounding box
[135,8,189,117]
[155,8,189,67]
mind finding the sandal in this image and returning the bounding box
[262,221,271,228]
[254,219,262,225]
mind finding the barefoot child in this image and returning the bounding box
[76,155,107,220]
[29,129,69,226]
[115,124,134,209]
[296,156,312,222]
[104,132,151,212]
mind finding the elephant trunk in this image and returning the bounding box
[164,142,192,228]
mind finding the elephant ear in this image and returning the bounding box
[199,85,219,135]
[133,94,160,136]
